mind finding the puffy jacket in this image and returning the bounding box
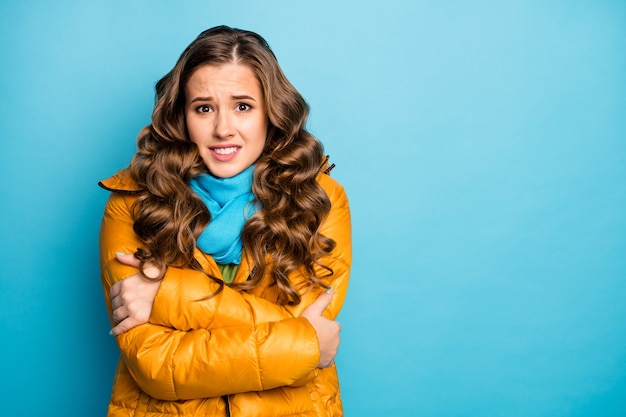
[98,166,351,417]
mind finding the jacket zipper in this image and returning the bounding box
[223,395,231,417]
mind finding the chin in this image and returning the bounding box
[208,166,243,179]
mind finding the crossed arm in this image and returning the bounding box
[99,180,351,401]
[110,252,339,368]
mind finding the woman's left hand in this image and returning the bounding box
[109,253,162,336]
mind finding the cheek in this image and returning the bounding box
[253,130,267,156]
[186,119,202,145]
[255,120,269,149]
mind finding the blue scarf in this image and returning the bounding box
[189,165,258,265]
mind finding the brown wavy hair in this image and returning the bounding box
[129,25,335,305]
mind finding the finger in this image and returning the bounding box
[110,317,139,337]
[111,306,128,324]
[111,294,121,310]
[321,358,335,368]
[306,289,334,316]
[115,252,140,268]
[110,281,120,299]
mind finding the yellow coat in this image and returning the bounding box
[99,168,351,417]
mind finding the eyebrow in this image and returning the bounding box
[189,95,257,103]
[232,95,257,101]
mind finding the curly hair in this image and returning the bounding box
[129,25,335,304]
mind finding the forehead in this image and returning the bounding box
[185,64,261,95]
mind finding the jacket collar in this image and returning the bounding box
[98,169,142,194]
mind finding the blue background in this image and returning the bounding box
[1,1,625,416]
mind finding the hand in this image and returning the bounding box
[300,289,341,368]
[109,253,162,336]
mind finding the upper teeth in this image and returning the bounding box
[214,147,238,155]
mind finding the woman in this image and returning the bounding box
[99,26,351,417]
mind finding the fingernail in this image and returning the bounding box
[115,252,125,256]
[108,329,114,336]
[325,286,333,294]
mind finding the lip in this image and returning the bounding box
[209,145,241,162]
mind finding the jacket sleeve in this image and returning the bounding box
[100,192,320,401]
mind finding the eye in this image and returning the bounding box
[196,105,212,113]
[236,103,251,112]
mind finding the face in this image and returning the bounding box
[185,64,268,178]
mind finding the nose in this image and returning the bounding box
[214,110,234,139]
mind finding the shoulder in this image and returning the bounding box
[98,169,143,194]
[317,173,349,209]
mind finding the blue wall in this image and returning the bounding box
[1,1,625,416]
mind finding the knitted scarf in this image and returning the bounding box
[189,165,257,265]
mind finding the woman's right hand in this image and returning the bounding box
[109,253,163,336]
[300,289,341,368]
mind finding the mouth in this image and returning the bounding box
[209,145,241,161]
[211,146,239,155]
